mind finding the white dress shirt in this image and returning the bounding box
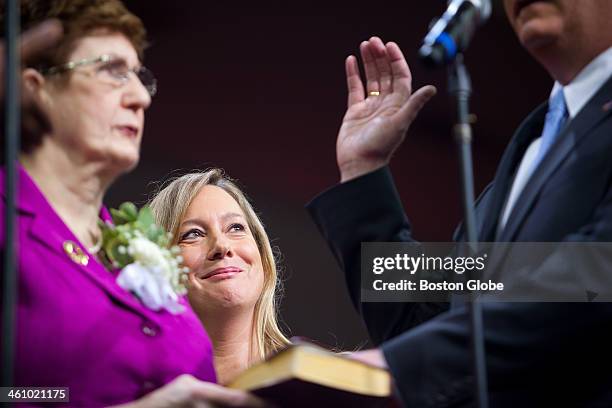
[498,46,612,231]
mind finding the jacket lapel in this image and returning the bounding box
[6,165,159,321]
[26,214,154,317]
[477,104,548,241]
[498,75,612,242]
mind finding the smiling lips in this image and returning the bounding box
[203,267,243,280]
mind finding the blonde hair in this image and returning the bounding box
[148,168,291,360]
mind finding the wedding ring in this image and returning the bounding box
[368,91,380,96]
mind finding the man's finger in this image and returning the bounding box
[360,40,380,95]
[395,85,437,130]
[370,37,392,94]
[346,55,365,107]
[386,41,413,98]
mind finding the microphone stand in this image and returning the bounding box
[448,53,489,408]
[2,0,20,393]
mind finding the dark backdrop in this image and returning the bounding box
[105,2,551,348]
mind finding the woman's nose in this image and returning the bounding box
[121,73,152,111]
[207,235,231,260]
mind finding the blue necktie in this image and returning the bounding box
[532,89,568,169]
[498,89,569,232]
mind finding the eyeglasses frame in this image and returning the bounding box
[41,54,157,97]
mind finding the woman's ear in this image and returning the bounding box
[22,68,45,92]
[23,66,47,91]
[20,68,54,150]
[22,68,53,109]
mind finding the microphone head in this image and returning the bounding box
[418,43,447,69]
[419,0,491,68]
[463,0,492,23]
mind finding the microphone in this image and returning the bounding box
[419,0,491,67]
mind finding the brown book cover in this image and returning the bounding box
[228,340,395,407]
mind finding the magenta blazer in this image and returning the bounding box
[0,166,216,407]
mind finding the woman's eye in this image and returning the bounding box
[228,223,246,233]
[97,60,129,79]
[180,229,205,241]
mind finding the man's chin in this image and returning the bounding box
[517,22,561,55]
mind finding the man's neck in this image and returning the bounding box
[536,38,612,85]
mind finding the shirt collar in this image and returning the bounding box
[551,46,612,118]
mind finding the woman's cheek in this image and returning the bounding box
[180,245,201,270]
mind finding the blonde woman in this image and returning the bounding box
[149,169,291,384]
[3,2,268,406]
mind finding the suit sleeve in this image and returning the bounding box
[383,192,612,408]
[308,166,612,407]
[307,167,449,344]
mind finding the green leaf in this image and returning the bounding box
[137,206,155,229]
[110,208,131,225]
[110,243,132,267]
[119,202,139,221]
[102,233,131,266]
[145,224,165,244]
[100,227,115,245]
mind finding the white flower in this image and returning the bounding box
[101,203,188,314]
[117,263,185,314]
[129,237,171,271]
[116,236,188,312]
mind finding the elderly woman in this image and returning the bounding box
[149,169,291,384]
[0,1,262,407]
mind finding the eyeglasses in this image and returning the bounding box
[41,54,157,97]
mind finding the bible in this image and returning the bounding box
[228,340,393,407]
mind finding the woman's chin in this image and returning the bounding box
[208,297,246,311]
[202,289,257,311]
[121,155,140,173]
[106,149,141,174]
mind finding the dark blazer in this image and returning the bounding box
[307,75,612,407]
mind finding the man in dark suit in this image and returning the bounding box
[308,1,612,406]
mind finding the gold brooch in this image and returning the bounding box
[63,240,89,266]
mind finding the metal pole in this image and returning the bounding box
[448,54,489,408]
[2,0,20,391]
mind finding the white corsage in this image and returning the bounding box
[100,202,188,314]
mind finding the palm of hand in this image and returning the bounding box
[338,92,409,170]
[335,37,436,181]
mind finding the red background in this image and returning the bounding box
[105,2,551,348]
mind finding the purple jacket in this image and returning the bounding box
[0,166,216,407]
